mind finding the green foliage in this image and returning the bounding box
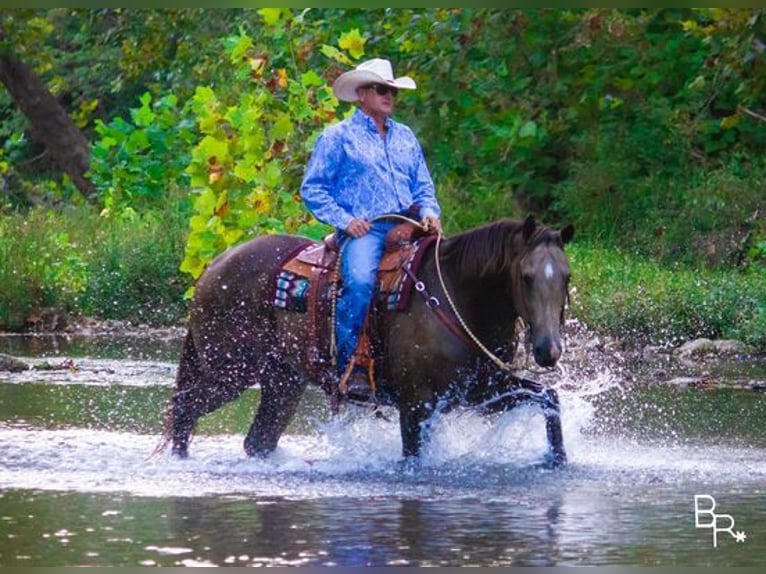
[89,92,195,212]
[0,204,188,330]
[3,8,766,351]
[76,207,188,324]
[0,209,93,328]
[555,160,766,267]
[569,243,766,349]
[180,16,338,282]
[6,8,766,260]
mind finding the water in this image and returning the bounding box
[1,332,765,566]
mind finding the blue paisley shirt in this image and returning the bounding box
[300,108,441,231]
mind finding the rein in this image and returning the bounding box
[387,215,519,373]
[432,233,516,373]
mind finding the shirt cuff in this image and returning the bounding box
[419,207,439,221]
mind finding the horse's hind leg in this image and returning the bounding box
[244,359,306,457]
[168,333,252,458]
[542,388,567,468]
[167,334,205,458]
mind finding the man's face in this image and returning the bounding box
[358,83,398,117]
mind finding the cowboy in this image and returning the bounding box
[300,57,442,402]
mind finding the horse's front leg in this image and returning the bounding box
[541,387,566,468]
[398,398,434,460]
[506,374,566,468]
[480,375,567,468]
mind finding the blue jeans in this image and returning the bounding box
[335,220,397,374]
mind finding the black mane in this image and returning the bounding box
[440,218,562,280]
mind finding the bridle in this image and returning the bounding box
[351,214,568,375]
[418,224,568,374]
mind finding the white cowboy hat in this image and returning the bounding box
[332,58,417,103]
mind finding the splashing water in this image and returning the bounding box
[3,333,766,566]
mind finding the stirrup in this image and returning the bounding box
[339,357,376,402]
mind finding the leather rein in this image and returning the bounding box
[405,226,568,374]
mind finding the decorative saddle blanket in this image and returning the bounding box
[274,223,434,313]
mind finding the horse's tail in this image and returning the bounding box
[150,330,198,457]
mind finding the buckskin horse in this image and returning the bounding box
[159,215,574,467]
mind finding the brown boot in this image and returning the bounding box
[345,371,373,402]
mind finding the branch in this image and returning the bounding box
[740,106,766,123]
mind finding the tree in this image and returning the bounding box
[0,50,93,196]
[0,9,251,202]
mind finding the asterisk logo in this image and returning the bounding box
[694,495,747,548]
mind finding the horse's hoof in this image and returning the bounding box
[244,439,273,458]
[543,450,567,469]
[345,373,374,403]
[171,447,189,459]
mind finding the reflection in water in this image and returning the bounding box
[2,480,764,567]
[161,494,573,566]
[0,332,183,362]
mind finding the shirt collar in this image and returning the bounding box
[353,108,393,134]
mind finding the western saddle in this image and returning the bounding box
[277,221,434,402]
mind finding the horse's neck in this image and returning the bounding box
[423,240,517,341]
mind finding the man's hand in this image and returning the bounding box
[422,215,442,235]
[346,217,371,238]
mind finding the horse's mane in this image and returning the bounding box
[440,218,563,280]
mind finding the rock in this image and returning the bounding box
[674,338,749,358]
[712,339,748,355]
[674,338,715,357]
[0,353,30,372]
[666,376,708,388]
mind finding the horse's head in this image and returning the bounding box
[512,215,574,368]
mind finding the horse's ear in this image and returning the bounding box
[522,214,536,241]
[560,224,574,245]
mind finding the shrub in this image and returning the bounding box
[568,243,766,350]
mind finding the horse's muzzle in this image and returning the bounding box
[533,334,562,367]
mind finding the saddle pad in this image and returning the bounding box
[272,235,436,314]
[274,270,310,312]
[273,271,407,313]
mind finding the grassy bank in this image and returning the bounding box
[568,243,766,350]
[1,206,764,351]
[0,205,189,330]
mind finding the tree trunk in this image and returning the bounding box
[0,52,94,197]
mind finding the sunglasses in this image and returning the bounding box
[365,83,398,97]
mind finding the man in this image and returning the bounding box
[300,57,442,401]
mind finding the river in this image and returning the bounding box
[1,330,764,566]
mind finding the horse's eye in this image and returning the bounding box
[522,273,534,286]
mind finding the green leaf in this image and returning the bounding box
[301,70,324,88]
[271,113,294,140]
[339,29,366,60]
[258,8,283,27]
[194,187,219,217]
[228,33,254,63]
[519,121,538,139]
[234,161,259,183]
[262,162,282,188]
[197,135,230,163]
[321,44,352,65]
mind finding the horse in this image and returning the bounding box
[159,215,574,467]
